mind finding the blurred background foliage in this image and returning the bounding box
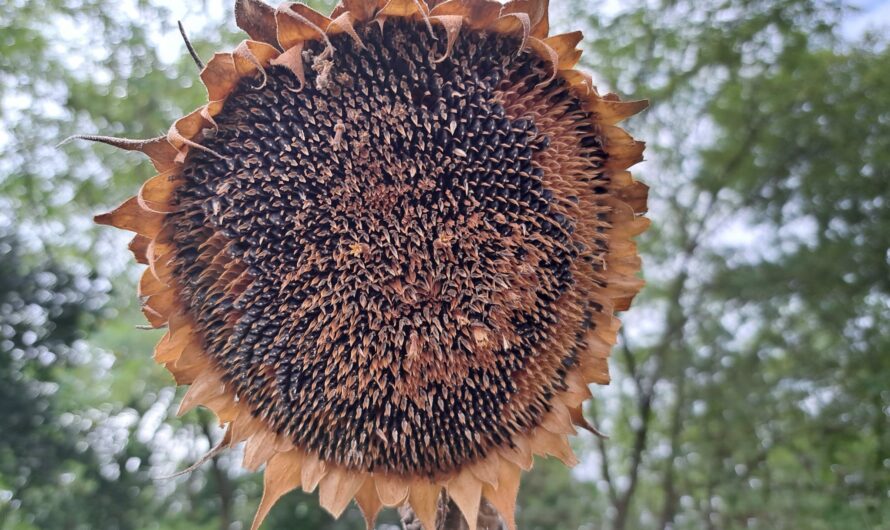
[0,0,888,528]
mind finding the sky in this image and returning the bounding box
[148,0,890,64]
[843,0,890,37]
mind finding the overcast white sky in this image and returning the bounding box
[843,0,890,37]
[151,0,890,64]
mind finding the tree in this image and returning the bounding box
[0,228,168,529]
[571,0,890,528]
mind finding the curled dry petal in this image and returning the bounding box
[431,14,463,62]
[235,0,280,48]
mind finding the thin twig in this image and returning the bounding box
[588,403,618,505]
[178,20,204,69]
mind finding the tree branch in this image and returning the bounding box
[198,410,233,530]
[589,402,619,505]
[658,374,687,530]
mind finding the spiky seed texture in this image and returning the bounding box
[88,0,649,528]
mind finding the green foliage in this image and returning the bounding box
[575,1,890,528]
[515,458,603,530]
[0,229,165,529]
[0,0,888,529]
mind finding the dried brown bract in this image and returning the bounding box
[87,0,649,528]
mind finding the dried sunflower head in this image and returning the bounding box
[88,0,648,528]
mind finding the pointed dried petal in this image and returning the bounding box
[234,40,279,75]
[561,370,592,407]
[603,138,645,172]
[166,355,209,385]
[140,303,166,329]
[143,288,176,321]
[95,196,165,237]
[407,479,441,530]
[251,450,304,530]
[374,474,409,506]
[148,248,176,286]
[529,429,577,466]
[607,198,650,237]
[540,402,576,435]
[568,405,608,438]
[300,452,327,493]
[378,0,434,36]
[447,470,482,530]
[173,337,208,372]
[481,461,521,530]
[544,31,582,67]
[230,408,262,444]
[154,324,189,363]
[205,394,240,425]
[318,466,366,518]
[590,96,649,125]
[354,478,384,529]
[469,453,500,488]
[561,69,595,95]
[531,0,549,38]
[243,429,279,471]
[499,436,533,471]
[616,180,649,213]
[177,371,225,416]
[138,269,166,298]
[603,275,646,308]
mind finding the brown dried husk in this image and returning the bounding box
[90,0,649,528]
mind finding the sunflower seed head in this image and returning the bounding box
[169,20,610,476]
